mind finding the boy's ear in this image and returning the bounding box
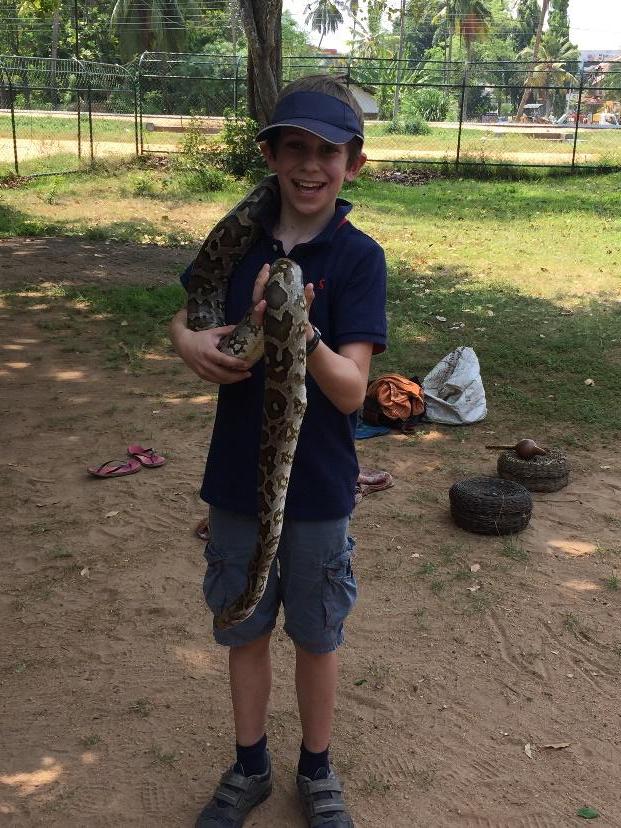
[259,141,277,171]
[345,151,367,182]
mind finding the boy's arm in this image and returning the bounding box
[169,308,252,384]
[306,334,373,416]
[170,263,270,385]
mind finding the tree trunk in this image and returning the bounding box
[391,0,406,120]
[239,0,282,126]
[462,39,472,121]
[50,8,60,108]
[516,0,549,120]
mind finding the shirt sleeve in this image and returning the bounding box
[180,262,193,291]
[331,241,388,354]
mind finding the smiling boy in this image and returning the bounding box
[170,75,387,827]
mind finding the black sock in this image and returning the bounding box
[298,742,330,779]
[234,733,268,777]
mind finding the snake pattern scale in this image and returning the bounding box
[186,176,308,629]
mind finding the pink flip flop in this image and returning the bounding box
[127,444,166,468]
[87,458,141,478]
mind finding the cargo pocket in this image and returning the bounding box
[202,543,227,616]
[322,537,357,630]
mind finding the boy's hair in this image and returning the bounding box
[266,74,364,166]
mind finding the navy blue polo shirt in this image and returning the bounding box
[181,198,387,520]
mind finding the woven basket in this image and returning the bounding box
[449,476,532,535]
[497,448,570,492]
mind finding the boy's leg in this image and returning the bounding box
[278,518,356,826]
[295,646,337,752]
[230,633,272,746]
[196,508,278,827]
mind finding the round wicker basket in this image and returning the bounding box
[497,448,570,492]
[449,476,532,535]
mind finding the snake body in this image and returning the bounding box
[187,176,308,629]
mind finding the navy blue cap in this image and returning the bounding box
[256,90,364,145]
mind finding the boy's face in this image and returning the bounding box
[260,128,366,220]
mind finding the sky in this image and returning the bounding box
[284,0,621,53]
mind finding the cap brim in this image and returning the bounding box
[256,118,363,145]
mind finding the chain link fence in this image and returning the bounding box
[1,51,620,177]
[0,55,136,177]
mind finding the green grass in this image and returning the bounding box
[360,122,621,166]
[2,163,620,436]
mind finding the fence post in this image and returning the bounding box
[133,78,139,156]
[8,77,19,176]
[571,69,584,173]
[76,82,82,160]
[233,56,239,117]
[138,67,144,155]
[455,69,466,171]
[86,76,94,164]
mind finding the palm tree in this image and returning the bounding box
[304,0,344,49]
[111,0,198,61]
[516,0,548,119]
[434,0,492,117]
[518,35,579,118]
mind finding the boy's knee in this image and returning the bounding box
[231,631,272,656]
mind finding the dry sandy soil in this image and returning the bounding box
[1,237,621,827]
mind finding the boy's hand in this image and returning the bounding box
[250,263,270,327]
[304,282,315,342]
[170,312,251,384]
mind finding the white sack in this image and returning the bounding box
[422,346,487,425]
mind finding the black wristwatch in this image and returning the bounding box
[306,325,321,356]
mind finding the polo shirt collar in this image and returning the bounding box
[260,198,352,247]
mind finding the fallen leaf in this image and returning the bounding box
[35,499,60,508]
[80,567,90,578]
[576,806,599,819]
[600,465,611,470]
[584,378,595,386]
[435,315,447,322]
[543,742,571,750]
[467,583,481,593]
[353,679,367,686]
[524,743,533,759]
[411,553,421,558]
[105,510,119,518]
[470,563,481,573]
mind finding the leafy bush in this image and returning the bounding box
[385,112,431,135]
[211,110,265,177]
[173,121,231,193]
[141,90,165,115]
[404,88,450,122]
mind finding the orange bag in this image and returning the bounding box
[363,373,425,429]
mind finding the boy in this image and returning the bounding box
[170,75,387,827]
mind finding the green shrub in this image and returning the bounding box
[405,88,450,122]
[141,90,165,115]
[172,122,231,193]
[385,112,431,135]
[211,110,265,178]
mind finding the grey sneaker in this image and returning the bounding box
[296,767,354,827]
[195,754,272,827]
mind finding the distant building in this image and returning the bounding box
[349,83,379,119]
[580,49,621,65]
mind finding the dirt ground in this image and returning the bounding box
[1,237,621,827]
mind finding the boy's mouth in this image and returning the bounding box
[292,179,325,192]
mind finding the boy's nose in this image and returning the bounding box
[299,149,321,168]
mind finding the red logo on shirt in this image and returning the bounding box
[317,278,326,290]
